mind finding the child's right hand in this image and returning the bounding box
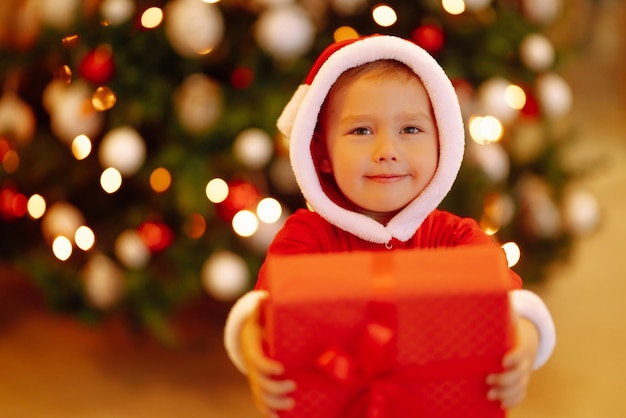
[241,305,297,418]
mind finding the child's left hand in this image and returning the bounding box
[486,317,539,409]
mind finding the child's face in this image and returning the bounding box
[319,69,439,224]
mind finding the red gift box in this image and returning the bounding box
[263,245,515,418]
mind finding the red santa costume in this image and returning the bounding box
[224,35,555,375]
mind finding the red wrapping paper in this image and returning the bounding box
[263,245,515,418]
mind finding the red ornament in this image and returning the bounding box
[0,186,27,220]
[231,67,255,89]
[412,24,445,53]
[79,45,115,84]
[137,221,174,253]
[520,87,540,119]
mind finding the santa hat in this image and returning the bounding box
[278,35,465,244]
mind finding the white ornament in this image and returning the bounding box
[254,4,315,62]
[0,92,36,144]
[33,0,79,30]
[201,251,250,301]
[41,201,85,243]
[174,73,222,135]
[522,0,562,25]
[562,189,599,235]
[520,33,555,72]
[48,81,104,144]
[82,253,125,309]
[233,128,274,169]
[165,0,225,57]
[114,229,151,269]
[516,175,561,238]
[100,0,135,25]
[98,126,146,176]
[477,78,519,123]
[536,73,572,119]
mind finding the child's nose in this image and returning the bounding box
[374,134,399,162]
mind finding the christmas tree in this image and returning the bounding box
[0,0,598,339]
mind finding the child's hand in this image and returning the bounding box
[486,317,539,409]
[240,305,296,418]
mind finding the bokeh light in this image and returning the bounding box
[501,242,521,267]
[256,197,282,224]
[52,236,73,261]
[92,86,117,111]
[206,178,229,203]
[333,26,359,42]
[184,213,206,239]
[141,7,163,29]
[372,4,397,27]
[101,167,122,193]
[505,84,527,110]
[72,134,92,160]
[232,210,258,237]
[469,115,504,144]
[27,194,46,219]
[149,167,172,193]
[75,225,96,251]
[442,0,466,15]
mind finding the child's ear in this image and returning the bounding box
[312,131,333,173]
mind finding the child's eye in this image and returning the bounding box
[402,126,422,134]
[351,127,372,135]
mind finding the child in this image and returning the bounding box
[224,35,556,417]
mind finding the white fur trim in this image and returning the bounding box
[277,84,309,138]
[223,289,268,374]
[287,36,464,243]
[510,289,556,369]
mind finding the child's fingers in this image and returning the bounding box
[257,373,297,396]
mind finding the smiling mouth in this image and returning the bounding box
[366,174,407,183]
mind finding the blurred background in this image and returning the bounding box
[0,0,624,416]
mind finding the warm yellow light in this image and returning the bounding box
[141,7,163,29]
[502,242,521,267]
[72,134,92,160]
[469,115,504,144]
[27,194,47,219]
[232,210,258,237]
[100,167,122,194]
[333,26,359,42]
[201,0,220,3]
[92,86,117,111]
[372,4,397,27]
[442,0,465,15]
[256,197,282,224]
[52,236,73,261]
[75,226,95,251]
[505,84,527,110]
[150,167,172,193]
[206,178,229,203]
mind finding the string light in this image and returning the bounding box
[504,85,527,110]
[27,194,46,219]
[372,4,397,27]
[333,26,359,42]
[141,7,163,29]
[92,86,117,111]
[469,115,504,144]
[71,135,92,160]
[184,213,206,239]
[149,167,172,193]
[52,236,73,261]
[501,242,521,267]
[232,209,258,237]
[256,197,282,224]
[442,0,465,15]
[100,167,122,194]
[75,226,96,251]
[206,178,229,203]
